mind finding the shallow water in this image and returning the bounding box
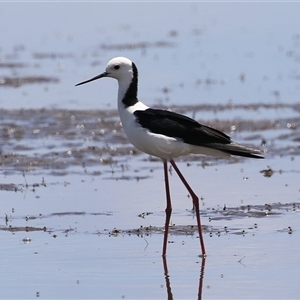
[1,2,300,299]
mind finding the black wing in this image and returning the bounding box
[134,108,231,145]
[134,108,264,159]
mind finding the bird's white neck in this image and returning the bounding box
[117,76,133,107]
[116,77,149,118]
[117,74,139,110]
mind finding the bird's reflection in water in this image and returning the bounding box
[162,255,206,300]
[162,256,173,300]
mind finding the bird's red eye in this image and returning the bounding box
[114,65,120,70]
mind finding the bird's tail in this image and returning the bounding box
[209,142,265,159]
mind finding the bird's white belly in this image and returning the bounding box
[124,124,230,159]
[127,123,190,159]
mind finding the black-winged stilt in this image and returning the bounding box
[76,57,264,257]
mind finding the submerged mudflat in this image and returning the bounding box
[1,102,299,177]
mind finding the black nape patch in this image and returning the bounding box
[122,62,139,107]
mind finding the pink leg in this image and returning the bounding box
[162,160,172,256]
[170,159,206,256]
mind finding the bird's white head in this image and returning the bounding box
[75,56,135,86]
[105,57,134,80]
[76,56,140,109]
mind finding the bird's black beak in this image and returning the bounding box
[75,71,107,86]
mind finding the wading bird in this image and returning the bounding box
[76,57,264,256]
